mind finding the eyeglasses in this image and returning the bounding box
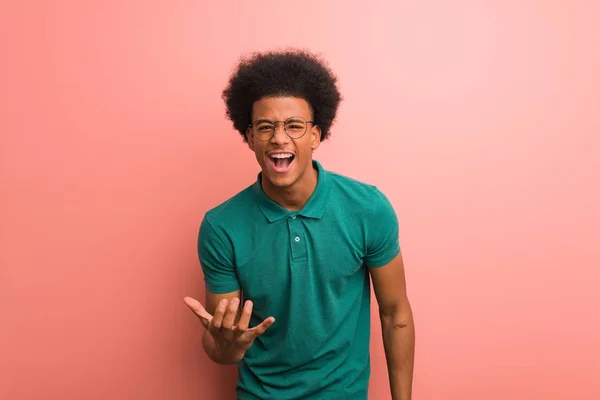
[249,117,314,141]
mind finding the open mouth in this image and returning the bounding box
[268,153,295,172]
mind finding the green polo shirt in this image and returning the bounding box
[198,160,400,400]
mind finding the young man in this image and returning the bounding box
[184,49,415,400]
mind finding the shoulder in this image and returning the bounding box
[325,168,392,210]
[202,183,257,232]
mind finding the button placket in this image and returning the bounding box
[288,215,306,260]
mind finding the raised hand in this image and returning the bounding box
[184,296,275,364]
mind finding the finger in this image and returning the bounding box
[183,297,212,320]
[235,300,253,332]
[222,297,240,330]
[211,299,228,330]
[249,316,275,338]
[183,297,212,329]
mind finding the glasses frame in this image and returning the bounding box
[248,116,315,142]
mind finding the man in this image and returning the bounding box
[184,49,415,400]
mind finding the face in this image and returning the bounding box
[246,97,321,190]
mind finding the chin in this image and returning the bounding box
[264,172,297,189]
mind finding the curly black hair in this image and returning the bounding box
[222,48,342,142]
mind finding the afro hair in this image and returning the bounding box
[221,48,342,142]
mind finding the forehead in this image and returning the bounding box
[252,97,311,120]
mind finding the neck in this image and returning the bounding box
[261,164,318,211]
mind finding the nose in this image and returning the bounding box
[270,122,290,144]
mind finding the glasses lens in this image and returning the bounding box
[253,122,275,141]
[284,118,307,138]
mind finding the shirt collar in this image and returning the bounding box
[253,160,329,223]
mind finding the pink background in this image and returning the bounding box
[1,1,599,399]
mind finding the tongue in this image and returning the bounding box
[274,157,292,169]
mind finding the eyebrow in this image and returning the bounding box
[253,117,306,124]
[253,119,274,124]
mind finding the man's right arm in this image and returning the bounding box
[196,216,242,363]
[189,216,274,363]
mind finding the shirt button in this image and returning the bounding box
[294,236,300,242]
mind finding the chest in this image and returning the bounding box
[232,215,368,304]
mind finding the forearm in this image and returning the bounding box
[380,307,415,400]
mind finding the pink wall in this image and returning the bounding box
[2,1,598,399]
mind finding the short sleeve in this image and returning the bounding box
[364,189,401,268]
[198,215,240,294]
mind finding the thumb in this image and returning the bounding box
[248,317,276,339]
[184,297,212,326]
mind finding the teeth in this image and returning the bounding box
[271,153,293,159]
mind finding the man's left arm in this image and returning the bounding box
[364,188,415,400]
[369,253,415,400]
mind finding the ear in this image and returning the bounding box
[246,127,255,151]
[311,125,322,152]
